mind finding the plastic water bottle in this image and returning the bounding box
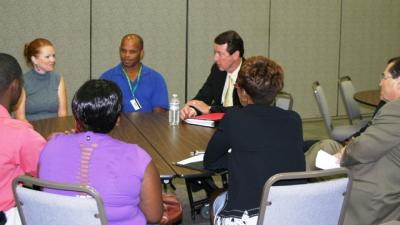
[169,94,180,126]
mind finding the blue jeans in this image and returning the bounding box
[213,191,227,224]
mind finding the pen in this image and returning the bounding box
[190,150,205,156]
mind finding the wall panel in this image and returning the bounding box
[269,0,341,118]
[340,0,400,114]
[91,0,186,101]
[187,0,270,101]
[0,0,91,111]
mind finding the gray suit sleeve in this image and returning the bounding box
[341,101,400,166]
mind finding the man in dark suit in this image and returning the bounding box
[180,30,244,119]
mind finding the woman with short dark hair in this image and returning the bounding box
[204,56,306,225]
[39,79,163,225]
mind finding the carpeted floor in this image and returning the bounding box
[167,177,217,225]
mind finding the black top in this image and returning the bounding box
[193,63,240,113]
[204,104,306,218]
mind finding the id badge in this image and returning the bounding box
[130,98,142,111]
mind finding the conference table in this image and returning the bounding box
[30,114,176,179]
[124,112,217,178]
[31,112,217,178]
[353,89,380,107]
[30,112,220,219]
[125,113,227,219]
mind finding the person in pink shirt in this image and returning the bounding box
[0,53,46,225]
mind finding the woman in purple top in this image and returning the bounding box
[39,79,163,225]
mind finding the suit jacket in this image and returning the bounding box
[346,100,386,141]
[204,104,306,218]
[341,99,400,225]
[193,63,240,113]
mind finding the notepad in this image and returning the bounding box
[175,153,206,171]
[184,113,225,127]
[176,153,204,165]
[315,150,340,170]
[184,118,215,127]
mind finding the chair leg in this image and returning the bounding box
[184,179,197,220]
[221,173,228,189]
[184,176,219,220]
[161,178,176,192]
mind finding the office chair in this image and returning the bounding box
[257,168,352,225]
[312,81,365,142]
[338,76,369,126]
[275,91,293,110]
[12,175,108,225]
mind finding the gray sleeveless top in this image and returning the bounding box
[24,70,60,121]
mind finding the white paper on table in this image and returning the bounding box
[176,153,204,165]
[315,150,340,169]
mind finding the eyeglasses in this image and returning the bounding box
[381,73,392,80]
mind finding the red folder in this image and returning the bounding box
[184,113,225,127]
[194,113,225,121]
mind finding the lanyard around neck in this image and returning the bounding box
[122,64,142,97]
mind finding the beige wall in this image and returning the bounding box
[0,0,91,111]
[270,0,341,117]
[1,0,399,119]
[91,0,186,102]
[187,0,270,100]
[339,0,400,114]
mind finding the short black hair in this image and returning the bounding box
[0,53,22,96]
[387,56,400,79]
[72,79,122,133]
[214,30,244,57]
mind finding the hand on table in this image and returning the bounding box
[180,100,211,120]
[186,100,210,115]
[334,146,346,164]
[180,105,197,120]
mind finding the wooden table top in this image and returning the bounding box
[30,114,175,178]
[353,89,380,107]
[31,112,216,178]
[125,112,216,178]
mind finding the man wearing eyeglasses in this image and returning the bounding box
[309,57,400,225]
[180,30,244,120]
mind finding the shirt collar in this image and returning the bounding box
[227,59,242,82]
[0,104,11,118]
